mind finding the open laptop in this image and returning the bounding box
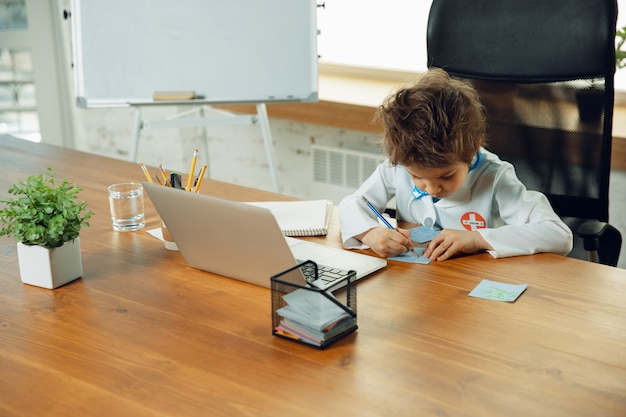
[143,183,386,291]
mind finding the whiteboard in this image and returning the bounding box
[71,0,319,108]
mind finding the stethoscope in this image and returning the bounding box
[409,151,483,228]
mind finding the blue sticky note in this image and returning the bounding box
[389,247,431,264]
[468,279,528,302]
[410,226,441,243]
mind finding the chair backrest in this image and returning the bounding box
[426,0,617,223]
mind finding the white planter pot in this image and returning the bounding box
[17,238,83,289]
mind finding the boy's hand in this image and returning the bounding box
[423,229,493,261]
[357,226,414,258]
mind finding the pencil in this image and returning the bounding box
[194,164,207,193]
[159,164,170,186]
[361,195,419,257]
[186,149,198,192]
[140,163,153,183]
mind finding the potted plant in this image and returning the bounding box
[576,25,626,122]
[616,26,626,70]
[0,168,93,289]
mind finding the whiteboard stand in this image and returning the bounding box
[129,103,281,193]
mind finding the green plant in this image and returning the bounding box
[616,26,626,70]
[585,25,626,88]
[0,168,93,248]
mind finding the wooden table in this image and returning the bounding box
[1,135,625,417]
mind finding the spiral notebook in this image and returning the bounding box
[245,200,333,236]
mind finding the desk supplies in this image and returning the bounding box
[361,195,419,257]
[389,247,431,264]
[143,183,386,289]
[194,164,207,193]
[271,260,357,348]
[148,150,203,191]
[185,149,198,192]
[469,279,528,302]
[245,199,333,236]
[170,173,182,189]
[139,163,153,183]
[153,91,196,101]
[158,164,170,186]
[160,222,178,251]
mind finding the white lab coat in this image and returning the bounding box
[338,147,573,258]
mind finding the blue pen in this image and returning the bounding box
[361,196,419,256]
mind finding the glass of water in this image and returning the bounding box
[107,182,145,231]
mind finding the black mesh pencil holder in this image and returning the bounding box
[270,260,357,349]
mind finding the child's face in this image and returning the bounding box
[405,162,469,199]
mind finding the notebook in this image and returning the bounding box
[143,183,386,291]
[244,199,332,236]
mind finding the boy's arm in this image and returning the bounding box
[424,229,493,261]
[479,166,573,258]
[338,163,397,249]
[357,226,414,258]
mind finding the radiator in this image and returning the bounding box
[311,145,384,203]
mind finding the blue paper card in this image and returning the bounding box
[389,247,431,264]
[410,226,441,243]
[468,279,528,302]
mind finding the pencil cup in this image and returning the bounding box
[161,221,178,250]
[108,182,145,232]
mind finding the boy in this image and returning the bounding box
[338,68,573,261]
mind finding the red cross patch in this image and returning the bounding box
[460,212,486,231]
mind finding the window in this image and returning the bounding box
[317,0,431,73]
[0,0,40,141]
[318,0,626,91]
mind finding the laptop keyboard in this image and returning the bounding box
[297,260,350,290]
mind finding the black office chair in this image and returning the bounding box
[426,0,622,266]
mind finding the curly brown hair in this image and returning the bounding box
[378,68,486,168]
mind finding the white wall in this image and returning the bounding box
[70,103,382,202]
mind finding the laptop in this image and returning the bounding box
[143,183,386,291]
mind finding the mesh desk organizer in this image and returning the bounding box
[271,260,357,349]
